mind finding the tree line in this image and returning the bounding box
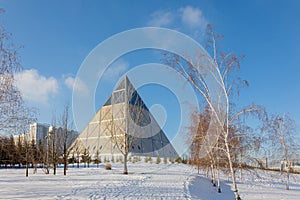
[0,128,86,175]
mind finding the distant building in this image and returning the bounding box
[13,123,78,149]
[13,133,33,145]
[256,157,268,169]
[293,163,300,172]
[281,160,300,172]
[30,123,51,144]
[49,126,79,151]
[13,123,50,145]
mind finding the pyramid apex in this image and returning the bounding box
[123,74,131,83]
[121,74,134,90]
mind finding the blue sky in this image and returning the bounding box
[1,1,300,144]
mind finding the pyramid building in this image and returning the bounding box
[70,76,178,159]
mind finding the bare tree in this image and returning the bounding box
[189,106,211,174]
[0,9,37,137]
[269,114,297,190]
[36,139,46,171]
[60,104,70,175]
[48,113,61,175]
[16,135,24,168]
[59,104,77,175]
[69,138,84,168]
[111,88,148,174]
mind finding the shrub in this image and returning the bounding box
[156,156,161,164]
[163,156,168,164]
[182,158,188,164]
[149,157,153,164]
[175,157,182,163]
[94,158,99,165]
[169,157,175,164]
[105,163,112,170]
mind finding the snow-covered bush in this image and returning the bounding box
[164,156,168,164]
[156,156,161,164]
[105,163,112,170]
[169,157,175,164]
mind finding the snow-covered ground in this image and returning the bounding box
[0,162,299,199]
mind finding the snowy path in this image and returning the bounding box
[61,163,193,200]
[0,163,300,199]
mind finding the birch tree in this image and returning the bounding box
[269,114,297,190]
[165,24,251,200]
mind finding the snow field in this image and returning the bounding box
[0,162,299,200]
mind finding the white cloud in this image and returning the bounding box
[147,10,174,27]
[64,76,76,90]
[14,69,58,104]
[64,76,89,96]
[147,6,208,34]
[179,6,207,29]
[103,59,129,80]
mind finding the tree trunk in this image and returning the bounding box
[286,167,290,190]
[239,152,243,180]
[123,153,128,174]
[53,132,56,175]
[240,168,242,180]
[217,163,221,193]
[225,136,240,200]
[53,163,56,175]
[25,162,28,177]
[25,145,28,177]
[211,164,216,187]
[63,142,67,175]
[206,166,209,177]
[33,163,37,174]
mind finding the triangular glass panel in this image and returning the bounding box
[115,78,125,90]
[103,95,111,106]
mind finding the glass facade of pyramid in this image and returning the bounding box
[69,75,178,159]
